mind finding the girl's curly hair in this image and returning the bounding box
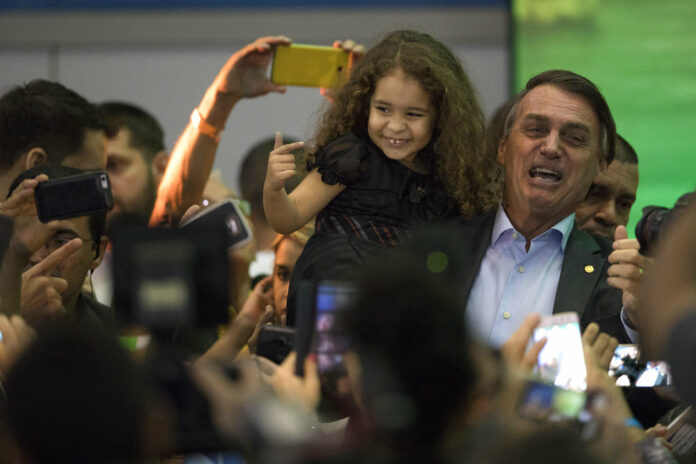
[307,30,501,216]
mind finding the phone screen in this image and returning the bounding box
[313,281,355,376]
[608,344,672,387]
[533,313,587,392]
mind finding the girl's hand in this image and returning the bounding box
[265,132,304,192]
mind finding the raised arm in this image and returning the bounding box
[149,36,291,226]
[263,132,344,234]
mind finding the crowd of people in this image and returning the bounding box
[0,29,693,463]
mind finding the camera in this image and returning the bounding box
[635,191,694,255]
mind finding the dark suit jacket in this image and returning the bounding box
[454,210,629,343]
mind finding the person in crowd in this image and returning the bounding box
[641,201,696,407]
[575,134,639,240]
[458,69,645,347]
[1,322,174,463]
[99,102,169,230]
[198,221,314,365]
[0,79,112,199]
[0,166,110,328]
[264,30,500,325]
[487,99,640,242]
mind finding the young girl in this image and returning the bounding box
[264,30,500,324]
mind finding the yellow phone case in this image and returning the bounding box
[271,44,350,88]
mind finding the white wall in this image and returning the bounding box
[0,7,509,195]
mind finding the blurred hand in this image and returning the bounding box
[271,351,320,415]
[0,314,36,379]
[500,313,546,371]
[582,322,618,371]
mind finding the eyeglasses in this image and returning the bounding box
[45,234,93,253]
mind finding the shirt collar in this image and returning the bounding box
[491,204,575,251]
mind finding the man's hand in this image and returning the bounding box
[607,225,648,329]
[20,238,83,326]
[0,314,36,379]
[582,322,618,371]
[500,313,547,371]
[214,36,292,99]
[265,132,304,192]
[0,175,56,258]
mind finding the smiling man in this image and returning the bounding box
[575,135,639,240]
[456,70,642,347]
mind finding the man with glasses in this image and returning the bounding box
[5,165,109,328]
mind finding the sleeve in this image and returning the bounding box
[306,133,372,186]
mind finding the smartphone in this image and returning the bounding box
[257,325,296,365]
[608,344,673,387]
[665,406,696,458]
[313,281,355,378]
[35,171,113,222]
[271,44,350,88]
[180,199,252,251]
[533,312,587,392]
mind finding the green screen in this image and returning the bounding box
[514,0,696,235]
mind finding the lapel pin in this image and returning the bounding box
[584,265,595,274]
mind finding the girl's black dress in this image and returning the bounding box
[286,133,457,325]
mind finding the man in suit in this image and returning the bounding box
[460,70,643,347]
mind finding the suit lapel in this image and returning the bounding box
[457,210,497,301]
[553,225,605,317]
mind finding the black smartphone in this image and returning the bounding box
[180,199,252,250]
[257,325,296,365]
[34,171,113,223]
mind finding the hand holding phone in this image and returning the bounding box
[533,312,587,391]
[180,199,252,251]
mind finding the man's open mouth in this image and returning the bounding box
[529,167,562,182]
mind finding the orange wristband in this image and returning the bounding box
[190,108,223,143]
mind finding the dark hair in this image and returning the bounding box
[343,225,476,458]
[3,323,148,463]
[309,30,499,217]
[503,70,616,164]
[7,165,106,254]
[239,136,303,218]
[615,134,637,165]
[0,79,113,173]
[99,102,165,163]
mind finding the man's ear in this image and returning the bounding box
[151,150,169,187]
[25,147,48,169]
[598,158,608,175]
[496,136,507,165]
[90,236,109,270]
